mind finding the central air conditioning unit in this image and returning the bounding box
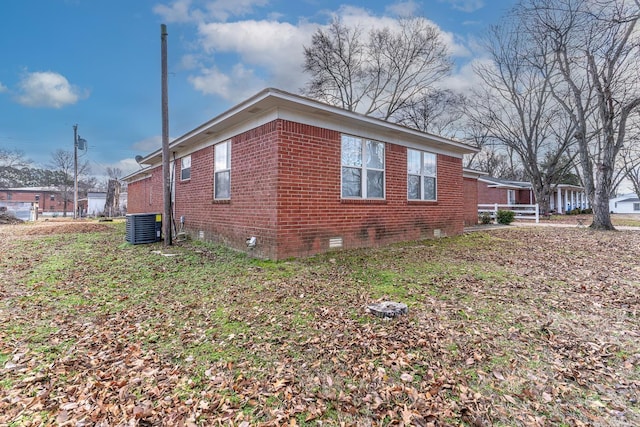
[126,213,162,244]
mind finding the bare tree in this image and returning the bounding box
[524,0,640,229]
[620,113,640,196]
[0,148,31,168]
[303,16,453,121]
[49,150,90,217]
[467,21,576,214]
[106,167,122,180]
[397,89,466,137]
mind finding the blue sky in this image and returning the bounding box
[0,0,516,180]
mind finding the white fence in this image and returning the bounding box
[0,201,38,221]
[478,203,539,223]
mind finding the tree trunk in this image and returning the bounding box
[104,179,121,217]
[590,164,615,230]
[532,184,551,216]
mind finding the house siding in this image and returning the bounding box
[173,121,280,259]
[127,173,163,214]
[0,189,68,214]
[476,181,507,204]
[128,118,466,259]
[463,177,479,226]
[274,120,464,258]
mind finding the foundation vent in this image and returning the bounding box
[329,237,343,248]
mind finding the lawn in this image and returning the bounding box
[1,220,639,426]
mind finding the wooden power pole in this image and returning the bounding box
[161,24,172,246]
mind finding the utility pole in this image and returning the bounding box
[73,124,78,219]
[161,24,172,245]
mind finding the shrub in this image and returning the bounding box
[479,212,492,224]
[496,210,516,225]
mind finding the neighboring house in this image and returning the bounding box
[463,169,486,226]
[86,191,128,217]
[609,193,640,214]
[475,176,587,214]
[0,187,69,218]
[124,88,478,259]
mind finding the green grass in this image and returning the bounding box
[1,222,639,426]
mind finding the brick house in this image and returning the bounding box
[124,88,478,259]
[0,187,72,218]
[477,177,534,205]
[475,176,587,214]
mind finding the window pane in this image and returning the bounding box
[366,140,384,169]
[181,155,191,169]
[215,142,228,170]
[342,167,361,197]
[341,136,362,167]
[215,171,230,199]
[407,149,421,174]
[181,168,191,180]
[408,175,420,199]
[424,176,436,200]
[367,170,384,198]
[423,153,436,176]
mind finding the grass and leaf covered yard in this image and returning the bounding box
[1,221,639,426]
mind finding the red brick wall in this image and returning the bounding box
[274,120,465,259]
[127,119,467,259]
[463,177,478,226]
[173,121,280,258]
[516,189,533,204]
[477,181,507,204]
[0,190,67,213]
[126,171,164,215]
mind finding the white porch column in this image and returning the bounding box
[557,188,562,214]
[571,191,576,211]
[564,189,569,212]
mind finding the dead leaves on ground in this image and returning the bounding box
[1,225,639,425]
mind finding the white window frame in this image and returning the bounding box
[407,149,437,201]
[634,202,640,211]
[214,141,231,200]
[507,189,516,205]
[340,134,385,199]
[180,155,191,181]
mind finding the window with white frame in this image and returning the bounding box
[341,135,385,198]
[214,141,231,199]
[634,202,640,211]
[180,155,191,181]
[507,189,516,205]
[407,149,437,200]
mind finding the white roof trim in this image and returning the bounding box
[127,88,478,181]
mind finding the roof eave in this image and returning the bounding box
[130,88,480,176]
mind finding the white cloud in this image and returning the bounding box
[154,0,269,23]
[330,6,469,57]
[132,135,163,152]
[439,57,490,93]
[153,0,197,23]
[439,0,484,13]
[179,53,201,70]
[164,2,473,102]
[385,1,421,17]
[189,63,264,101]
[188,19,313,99]
[203,0,270,22]
[110,158,141,177]
[15,71,86,108]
